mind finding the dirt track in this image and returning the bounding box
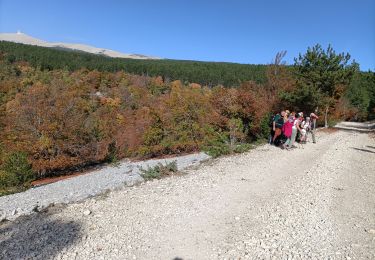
[1,130,374,259]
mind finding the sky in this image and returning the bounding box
[0,0,374,70]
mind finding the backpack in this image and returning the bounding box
[269,114,276,127]
[275,116,284,128]
[303,121,311,131]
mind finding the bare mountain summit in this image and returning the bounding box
[0,31,160,59]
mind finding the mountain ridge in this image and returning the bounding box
[0,32,160,60]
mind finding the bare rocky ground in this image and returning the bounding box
[1,130,374,260]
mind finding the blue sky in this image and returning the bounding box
[1,0,374,70]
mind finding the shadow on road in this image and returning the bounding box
[366,145,375,150]
[0,213,81,259]
[351,147,375,154]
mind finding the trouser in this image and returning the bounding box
[272,128,282,142]
[301,129,307,142]
[269,129,275,144]
[286,128,297,148]
[284,136,292,147]
[310,128,316,143]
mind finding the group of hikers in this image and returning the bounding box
[269,110,319,149]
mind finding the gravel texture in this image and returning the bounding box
[335,121,375,132]
[0,152,210,221]
[1,130,374,259]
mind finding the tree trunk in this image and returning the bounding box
[324,106,329,128]
[229,131,236,152]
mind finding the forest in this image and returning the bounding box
[0,41,267,87]
[0,42,374,194]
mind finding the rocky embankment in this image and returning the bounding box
[0,152,210,221]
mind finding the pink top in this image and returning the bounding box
[282,120,293,138]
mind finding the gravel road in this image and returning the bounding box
[1,130,374,259]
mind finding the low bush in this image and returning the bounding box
[105,142,118,163]
[203,143,231,158]
[328,119,339,128]
[0,152,35,189]
[233,143,253,153]
[202,132,231,158]
[0,170,18,189]
[139,161,178,180]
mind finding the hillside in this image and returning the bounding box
[0,41,267,86]
[0,42,373,197]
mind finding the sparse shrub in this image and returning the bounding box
[105,142,118,163]
[163,160,178,173]
[328,119,339,128]
[202,130,231,158]
[203,142,231,158]
[233,143,253,153]
[0,170,18,189]
[228,118,245,151]
[140,165,161,180]
[257,113,272,140]
[139,160,178,180]
[0,152,35,188]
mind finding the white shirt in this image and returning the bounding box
[292,118,300,129]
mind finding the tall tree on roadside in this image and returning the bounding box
[294,44,358,126]
[266,51,296,111]
[345,71,375,120]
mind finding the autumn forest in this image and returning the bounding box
[0,42,374,193]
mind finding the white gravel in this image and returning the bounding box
[0,152,210,221]
[1,130,374,259]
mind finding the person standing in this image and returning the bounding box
[300,117,311,143]
[296,112,304,142]
[272,110,286,145]
[282,115,294,149]
[289,113,302,148]
[310,112,319,143]
[284,110,290,122]
[268,113,276,144]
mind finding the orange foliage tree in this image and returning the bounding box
[0,57,290,180]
